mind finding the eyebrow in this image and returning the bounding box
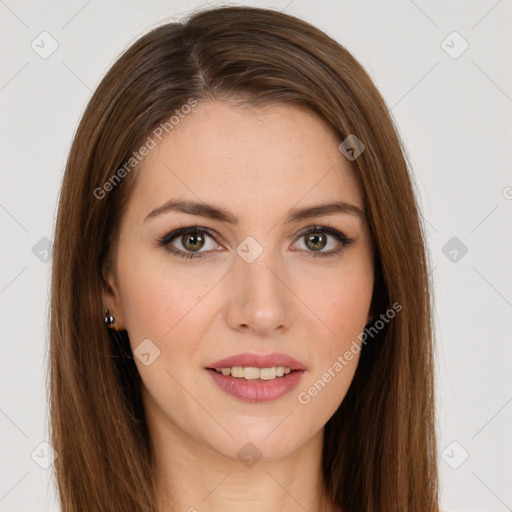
[144,199,365,224]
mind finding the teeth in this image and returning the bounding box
[213,366,293,380]
[259,367,276,380]
[244,367,260,380]
[231,367,244,378]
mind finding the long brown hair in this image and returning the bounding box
[48,6,438,511]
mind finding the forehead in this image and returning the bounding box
[128,100,364,222]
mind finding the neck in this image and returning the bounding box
[150,416,335,512]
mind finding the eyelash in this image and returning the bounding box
[155,223,355,260]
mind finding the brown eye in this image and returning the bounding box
[293,226,355,258]
[304,232,328,252]
[181,232,206,252]
[158,226,220,259]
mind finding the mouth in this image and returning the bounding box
[204,353,306,403]
[206,366,305,403]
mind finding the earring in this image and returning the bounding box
[104,308,115,328]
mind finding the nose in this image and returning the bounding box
[225,245,291,337]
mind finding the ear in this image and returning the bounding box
[102,268,126,331]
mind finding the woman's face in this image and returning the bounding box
[105,100,374,462]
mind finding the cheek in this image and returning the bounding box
[299,257,374,344]
[116,249,211,348]
[294,258,373,417]
[294,298,369,435]
[317,278,372,336]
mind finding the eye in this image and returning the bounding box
[292,225,354,258]
[157,225,220,259]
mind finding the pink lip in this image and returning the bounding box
[206,352,307,371]
[206,368,305,403]
[205,352,307,403]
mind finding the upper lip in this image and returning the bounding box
[206,352,307,371]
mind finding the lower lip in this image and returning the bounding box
[206,369,305,403]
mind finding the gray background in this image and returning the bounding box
[1,0,511,510]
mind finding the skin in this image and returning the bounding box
[104,100,374,512]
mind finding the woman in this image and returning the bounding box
[49,5,439,511]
